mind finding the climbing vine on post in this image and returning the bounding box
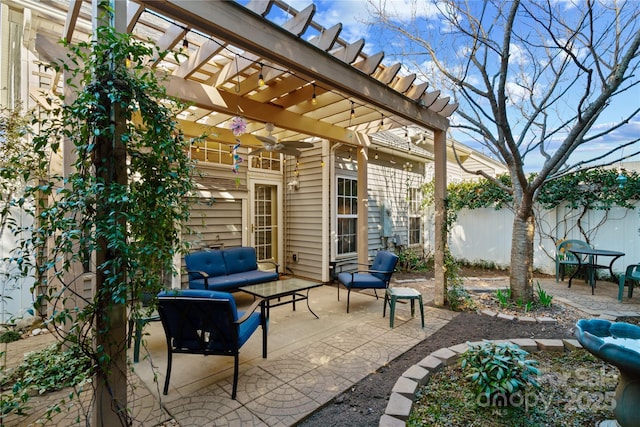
[13,25,198,424]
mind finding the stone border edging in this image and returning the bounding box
[477,309,558,324]
[378,337,583,427]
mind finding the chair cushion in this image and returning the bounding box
[338,272,385,289]
[158,289,237,318]
[185,250,227,277]
[237,311,262,347]
[370,251,399,281]
[223,247,259,275]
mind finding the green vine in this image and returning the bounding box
[437,169,639,214]
[421,180,474,310]
[536,169,640,210]
[7,23,199,423]
[1,104,48,418]
[446,174,514,212]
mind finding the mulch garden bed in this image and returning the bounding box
[299,302,578,426]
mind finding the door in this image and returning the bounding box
[252,183,279,262]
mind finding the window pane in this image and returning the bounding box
[409,217,421,245]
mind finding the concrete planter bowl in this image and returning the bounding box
[575,319,640,427]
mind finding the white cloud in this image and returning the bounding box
[313,1,372,41]
[509,43,529,67]
[375,0,441,21]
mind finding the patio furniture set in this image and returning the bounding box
[131,248,421,399]
[555,239,638,300]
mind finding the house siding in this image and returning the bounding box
[284,146,324,280]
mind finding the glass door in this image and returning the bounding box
[253,184,278,261]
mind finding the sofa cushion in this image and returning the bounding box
[188,275,247,291]
[185,250,227,277]
[206,274,250,291]
[241,269,279,285]
[223,247,258,275]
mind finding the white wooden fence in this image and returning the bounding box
[0,207,35,324]
[449,203,640,276]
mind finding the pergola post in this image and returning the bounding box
[433,129,447,306]
[357,144,369,267]
[92,0,128,425]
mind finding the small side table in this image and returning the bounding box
[383,287,424,328]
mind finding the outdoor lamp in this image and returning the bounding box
[616,173,628,188]
[258,63,265,87]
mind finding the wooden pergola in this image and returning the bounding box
[10,0,455,300]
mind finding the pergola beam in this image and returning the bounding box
[135,0,449,132]
[164,75,355,144]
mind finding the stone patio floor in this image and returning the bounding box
[2,275,639,426]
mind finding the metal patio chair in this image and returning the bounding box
[157,289,267,399]
[337,251,399,313]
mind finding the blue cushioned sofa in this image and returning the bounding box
[185,247,279,292]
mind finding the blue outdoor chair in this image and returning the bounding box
[157,289,266,399]
[337,251,399,313]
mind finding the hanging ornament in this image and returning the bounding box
[230,116,247,136]
[231,142,243,187]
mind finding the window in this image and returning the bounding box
[408,187,422,245]
[408,187,421,215]
[189,141,233,165]
[250,151,282,172]
[337,177,357,255]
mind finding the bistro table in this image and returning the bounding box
[568,248,625,295]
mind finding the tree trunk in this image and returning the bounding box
[509,207,535,302]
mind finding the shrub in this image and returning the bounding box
[447,281,476,312]
[0,342,92,418]
[397,248,430,272]
[0,330,21,344]
[460,341,540,404]
[3,342,92,393]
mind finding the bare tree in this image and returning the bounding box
[369,0,640,301]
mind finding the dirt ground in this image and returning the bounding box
[297,268,577,427]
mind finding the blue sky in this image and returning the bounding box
[244,0,640,173]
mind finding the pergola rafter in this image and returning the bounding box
[18,0,458,143]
